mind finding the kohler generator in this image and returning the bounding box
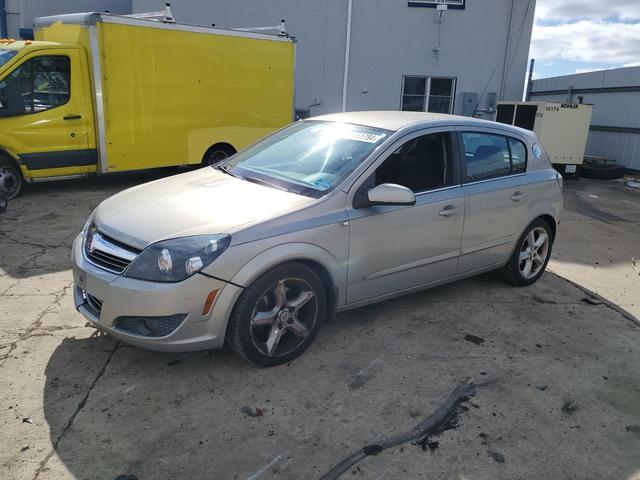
[495,101,593,179]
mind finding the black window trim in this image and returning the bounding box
[458,131,528,186]
[400,75,457,114]
[0,53,71,118]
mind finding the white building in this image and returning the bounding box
[0,0,131,39]
[133,0,536,119]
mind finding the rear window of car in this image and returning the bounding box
[462,132,527,182]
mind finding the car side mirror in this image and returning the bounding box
[367,183,416,206]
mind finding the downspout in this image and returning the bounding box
[0,0,7,38]
[341,0,353,112]
[499,0,516,99]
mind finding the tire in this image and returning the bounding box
[0,195,6,214]
[202,145,235,167]
[502,218,554,286]
[0,156,23,200]
[227,263,327,367]
[581,163,625,180]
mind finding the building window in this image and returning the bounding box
[401,76,456,114]
[408,0,466,9]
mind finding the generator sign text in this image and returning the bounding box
[545,104,579,112]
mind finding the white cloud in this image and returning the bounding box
[535,0,640,21]
[531,20,640,66]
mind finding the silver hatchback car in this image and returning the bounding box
[72,112,563,366]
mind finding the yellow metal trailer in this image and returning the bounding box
[0,11,295,197]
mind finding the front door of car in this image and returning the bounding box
[345,129,465,305]
[457,129,531,273]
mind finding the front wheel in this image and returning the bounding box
[0,157,23,200]
[227,263,326,367]
[502,218,554,286]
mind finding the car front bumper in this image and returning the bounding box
[71,235,242,352]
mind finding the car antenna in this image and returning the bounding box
[472,67,496,117]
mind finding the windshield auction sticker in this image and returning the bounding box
[339,132,387,143]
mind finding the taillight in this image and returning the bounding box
[556,172,563,190]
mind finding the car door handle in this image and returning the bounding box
[511,191,527,201]
[439,205,459,217]
[63,114,82,120]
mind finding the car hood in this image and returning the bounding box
[93,167,314,250]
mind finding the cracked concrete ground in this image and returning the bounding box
[1,173,639,480]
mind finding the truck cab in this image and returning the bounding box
[0,39,96,198]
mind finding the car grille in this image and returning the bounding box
[84,225,140,274]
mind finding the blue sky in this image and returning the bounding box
[530,0,640,79]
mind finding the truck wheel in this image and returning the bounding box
[0,156,23,200]
[202,145,235,167]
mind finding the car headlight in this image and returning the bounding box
[124,235,231,283]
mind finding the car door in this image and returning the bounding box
[0,48,96,177]
[457,128,531,273]
[345,128,465,304]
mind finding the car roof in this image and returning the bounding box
[310,111,534,138]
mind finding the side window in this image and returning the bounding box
[509,137,527,174]
[462,133,511,182]
[374,132,454,193]
[0,55,70,117]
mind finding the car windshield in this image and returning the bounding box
[0,49,18,68]
[221,121,391,197]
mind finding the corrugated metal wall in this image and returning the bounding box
[531,66,640,171]
[4,0,131,38]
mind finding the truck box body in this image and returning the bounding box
[495,101,593,178]
[0,12,295,185]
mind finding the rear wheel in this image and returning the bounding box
[202,145,235,167]
[502,218,554,286]
[227,263,326,367]
[0,156,23,200]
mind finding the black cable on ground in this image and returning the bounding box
[318,380,477,480]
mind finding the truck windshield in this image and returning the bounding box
[222,121,391,197]
[0,49,18,68]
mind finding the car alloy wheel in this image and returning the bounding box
[227,263,326,367]
[502,218,554,286]
[249,278,318,357]
[518,227,550,280]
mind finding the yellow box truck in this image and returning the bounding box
[0,11,296,198]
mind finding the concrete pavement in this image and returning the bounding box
[1,173,639,480]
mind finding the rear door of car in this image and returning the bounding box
[345,127,465,304]
[456,127,531,274]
